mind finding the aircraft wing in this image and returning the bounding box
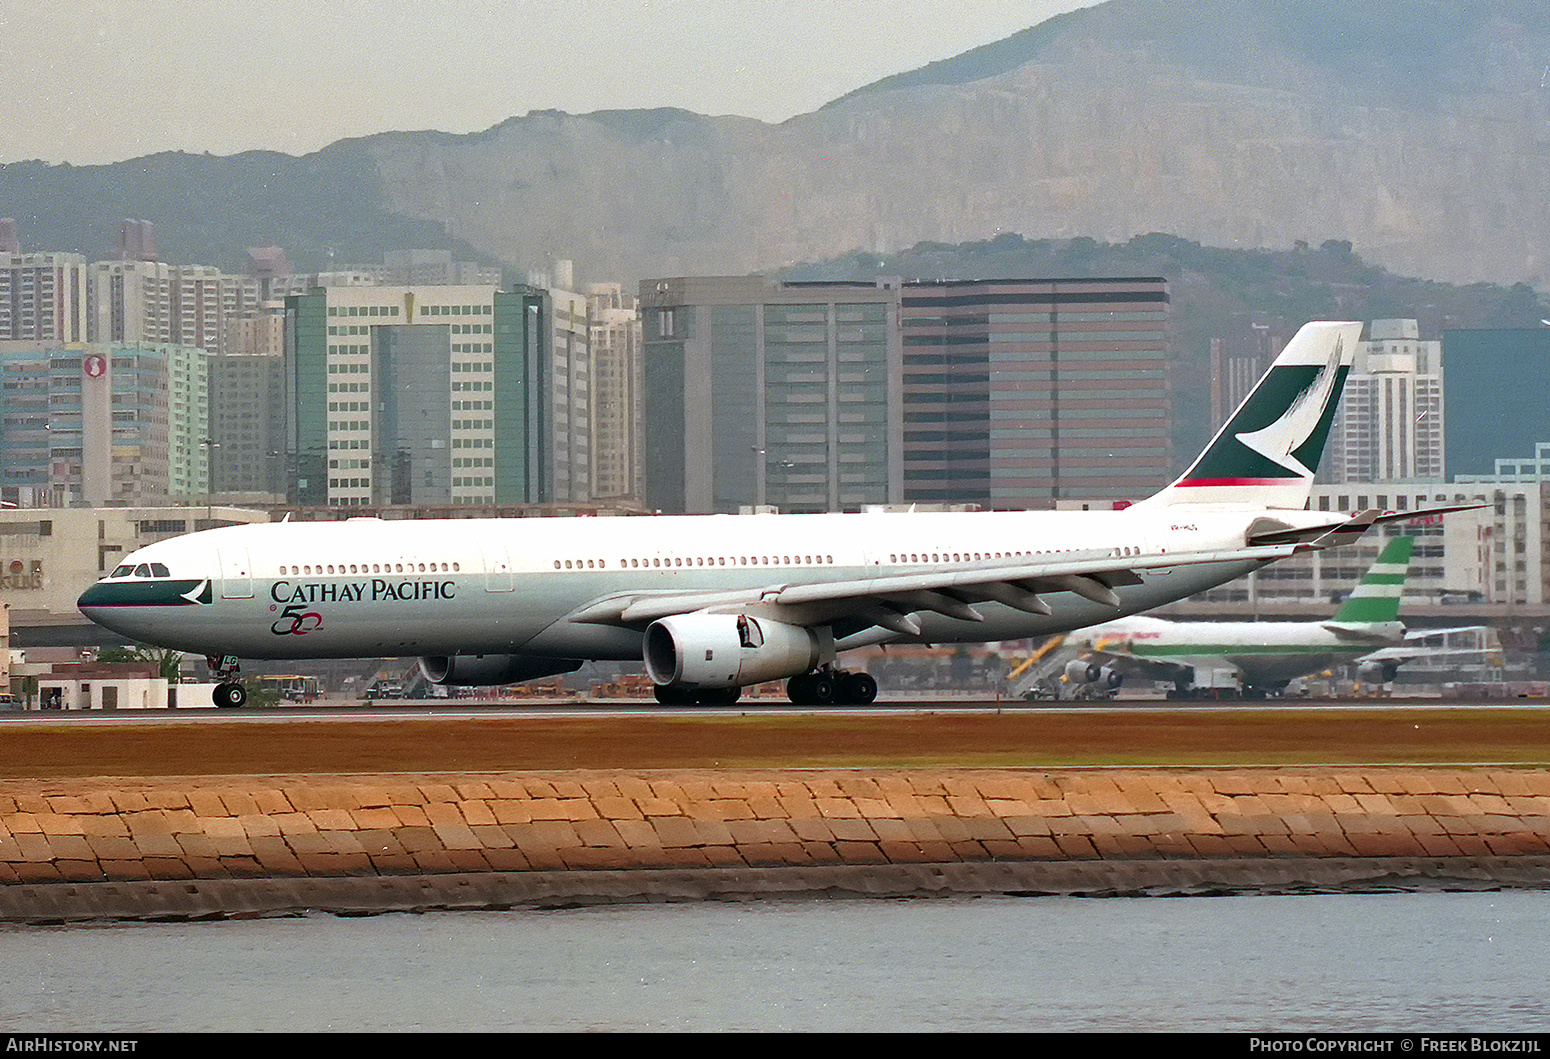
[563,541,1301,638]
[1069,640,1204,687]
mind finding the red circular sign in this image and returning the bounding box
[83,354,106,378]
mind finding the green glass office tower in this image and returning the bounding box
[285,285,547,508]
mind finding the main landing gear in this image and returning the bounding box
[787,668,877,706]
[207,655,247,708]
[654,684,742,706]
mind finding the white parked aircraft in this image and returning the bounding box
[78,321,1469,707]
[1048,534,1430,699]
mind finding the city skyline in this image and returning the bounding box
[0,0,1092,166]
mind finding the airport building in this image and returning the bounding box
[0,506,270,644]
[1186,479,1546,613]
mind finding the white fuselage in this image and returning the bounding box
[77,505,1314,662]
[1075,614,1407,687]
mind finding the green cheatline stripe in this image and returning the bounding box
[1132,644,1370,658]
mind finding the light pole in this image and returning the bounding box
[201,438,219,528]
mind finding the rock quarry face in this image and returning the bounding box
[362,0,1550,287]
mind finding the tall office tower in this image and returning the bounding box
[210,306,287,497]
[1322,319,1444,484]
[117,219,157,262]
[285,285,556,507]
[1443,327,1550,479]
[586,283,643,502]
[1209,313,1290,430]
[640,276,900,515]
[0,344,207,506]
[900,277,1171,508]
[0,220,17,254]
[0,253,90,342]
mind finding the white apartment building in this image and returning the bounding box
[1322,319,1444,484]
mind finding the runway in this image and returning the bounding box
[2,697,1547,778]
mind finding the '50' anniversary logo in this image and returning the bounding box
[272,604,323,635]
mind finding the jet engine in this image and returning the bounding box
[420,654,584,687]
[643,613,823,689]
[1357,660,1400,685]
[1064,660,1123,689]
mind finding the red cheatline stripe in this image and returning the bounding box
[1174,477,1301,487]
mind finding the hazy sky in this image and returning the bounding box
[0,0,1096,166]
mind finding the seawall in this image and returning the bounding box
[3,767,1549,921]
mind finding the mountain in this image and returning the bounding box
[3,0,1549,287]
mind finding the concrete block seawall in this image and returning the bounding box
[2,767,1549,921]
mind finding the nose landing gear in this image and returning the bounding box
[207,655,247,708]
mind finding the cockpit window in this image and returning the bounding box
[113,563,172,579]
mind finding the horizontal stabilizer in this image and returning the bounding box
[1246,504,1483,550]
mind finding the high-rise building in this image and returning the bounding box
[1443,328,1550,479]
[88,260,259,357]
[210,306,287,498]
[284,285,558,507]
[900,277,1171,508]
[1209,314,1290,429]
[586,283,642,502]
[0,343,208,507]
[1,253,89,343]
[640,276,901,514]
[117,219,157,262]
[1322,319,1445,484]
[640,275,1172,515]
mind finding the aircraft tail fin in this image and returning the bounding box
[1133,321,1361,509]
[1331,535,1415,625]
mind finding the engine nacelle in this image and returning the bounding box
[643,613,824,689]
[1357,660,1399,685]
[1064,660,1122,688]
[420,654,584,687]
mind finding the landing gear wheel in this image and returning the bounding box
[213,682,247,708]
[840,672,878,705]
[654,684,693,706]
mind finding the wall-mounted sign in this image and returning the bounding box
[1,559,43,590]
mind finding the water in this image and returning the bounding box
[3,891,1548,1032]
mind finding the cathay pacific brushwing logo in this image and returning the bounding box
[1232,334,1346,479]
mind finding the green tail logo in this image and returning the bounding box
[1332,536,1415,624]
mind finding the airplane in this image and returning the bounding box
[1046,534,1434,700]
[78,320,1474,709]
